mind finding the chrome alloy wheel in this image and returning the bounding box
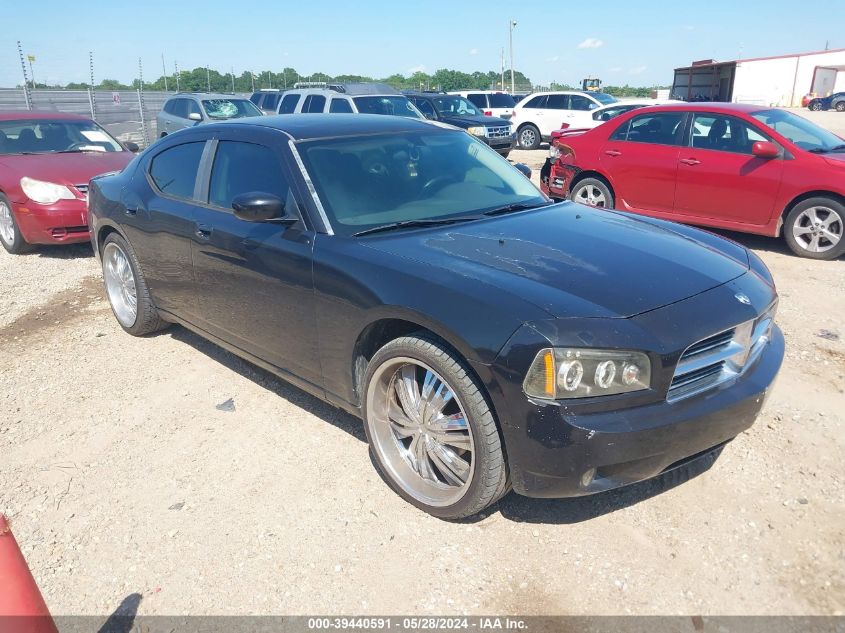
[0,200,15,245]
[103,242,138,327]
[792,206,842,254]
[573,183,608,207]
[366,358,475,507]
[519,127,537,148]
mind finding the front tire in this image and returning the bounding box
[101,233,168,335]
[570,177,615,209]
[835,102,845,112]
[0,194,32,254]
[809,100,823,111]
[783,197,845,260]
[363,335,509,519]
[517,124,541,150]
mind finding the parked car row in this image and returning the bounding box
[806,91,845,112]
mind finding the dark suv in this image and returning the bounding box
[404,91,515,157]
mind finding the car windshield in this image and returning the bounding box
[432,96,483,117]
[488,93,516,108]
[592,92,618,105]
[353,96,422,118]
[751,109,844,152]
[298,129,547,237]
[201,99,263,119]
[0,119,125,155]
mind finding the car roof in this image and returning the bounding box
[0,111,93,122]
[623,102,771,114]
[206,113,444,140]
[172,93,250,100]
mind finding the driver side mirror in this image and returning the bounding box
[123,141,140,153]
[232,192,290,222]
[752,141,779,159]
[188,112,202,122]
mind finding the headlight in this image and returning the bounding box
[523,348,651,400]
[466,126,487,137]
[549,145,561,160]
[20,177,75,205]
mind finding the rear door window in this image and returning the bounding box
[488,93,516,108]
[149,141,206,200]
[522,95,548,109]
[279,93,300,114]
[302,95,327,113]
[612,112,686,145]
[466,94,486,108]
[546,94,570,110]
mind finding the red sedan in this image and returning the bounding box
[541,103,845,259]
[0,112,135,254]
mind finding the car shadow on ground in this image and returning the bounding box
[168,326,367,442]
[29,243,93,259]
[710,229,794,257]
[165,323,723,525]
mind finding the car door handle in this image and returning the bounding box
[604,149,622,157]
[195,223,212,240]
[125,208,137,216]
[680,158,701,166]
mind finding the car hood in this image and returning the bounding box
[0,151,133,186]
[439,114,511,128]
[823,153,845,166]
[361,204,750,319]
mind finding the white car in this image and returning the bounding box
[448,90,518,120]
[572,99,684,131]
[510,90,618,149]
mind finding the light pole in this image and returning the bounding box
[509,20,517,95]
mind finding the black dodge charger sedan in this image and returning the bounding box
[88,114,783,519]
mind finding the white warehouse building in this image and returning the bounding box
[671,48,845,107]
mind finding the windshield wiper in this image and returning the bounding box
[808,144,845,154]
[482,201,551,216]
[353,216,479,237]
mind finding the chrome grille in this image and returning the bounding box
[486,126,512,139]
[668,304,776,403]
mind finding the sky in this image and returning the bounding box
[2,0,844,89]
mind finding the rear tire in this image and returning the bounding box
[809,100,823,111]
[517,124,541,150]
[783,197,845,260]
[0,193,31,254]
[101,233,168,335]
[835,102,845,113]
[363,334,509,519]
[570,177,615,209]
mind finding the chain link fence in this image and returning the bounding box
[0,88,235,148]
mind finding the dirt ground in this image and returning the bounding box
[1,110,843,618]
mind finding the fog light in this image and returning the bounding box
[580,467,597,487]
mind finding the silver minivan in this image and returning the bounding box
[156,93,263,137]
[275,84,422,118]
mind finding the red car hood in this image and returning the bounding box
[0,151,133,188]
[823,153,845,167]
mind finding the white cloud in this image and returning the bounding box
[577,38,604,49]
[407,64,427,74]
[629,65,648,75]
[469,48,478,56]
[609,66,622,72]
[545,55,560,63]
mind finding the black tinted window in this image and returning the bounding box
[209,141,289,210]
[569,95,596,111]
[523,95,547,108]
[169,99,190,119]
[263,94,281,110]
[414,99,436,118]
[467,94,486,107]
[488,93,516,107]
[302,95,326,113]
[330,98,354,113]
[614,112,686,145]
[546,94,570,109]
[279,93,300,114]
[249,93,261,104]
[149,142,205,200]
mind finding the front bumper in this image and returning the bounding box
[13,199,90,245]
[540,157,576,199]
[482,133,516,153]
[499,326,783,497]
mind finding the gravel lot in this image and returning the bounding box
[1,110,843,618]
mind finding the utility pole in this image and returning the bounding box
[161,54,168,91]
[138,57,144,91]
[206,66,211,92]
[509,20,517,94]
[267,71,272,89]
[89,51,95,89]
[501,48,505,90]
[17,41,32,110]
[88,51,96,120]
[174,61,180,91]
[231,66,236,93]
[251,72,255,93]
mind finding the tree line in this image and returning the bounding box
[32,66,666,97]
